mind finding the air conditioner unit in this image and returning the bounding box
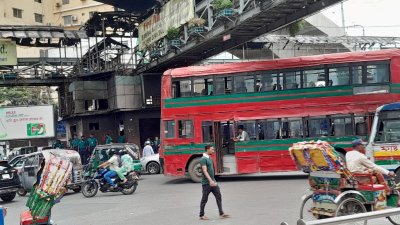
[55,2,61,7]
[71,15,78,21]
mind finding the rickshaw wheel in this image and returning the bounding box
[300,194,318,221]
[335,198,367,225]
[387,215,400,225]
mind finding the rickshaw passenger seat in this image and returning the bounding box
[352,173,390,192]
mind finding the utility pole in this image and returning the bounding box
[341,2,346,35]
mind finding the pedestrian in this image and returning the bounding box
[105,133,113,144]
[153,136,160,154]
[118,132,126,143]
[87,133,98,155]
[78,135,88,165]
[199,144,230,220]
[52,139,64,149]
[70,134,79,151]
[142,141,154,157]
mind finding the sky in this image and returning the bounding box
[321,0,400,37]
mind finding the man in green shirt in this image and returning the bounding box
[199,144,230,220]
[78,136,88,164]
[105,133,113,144]
[70,135,79,151]
[87,134,98,154]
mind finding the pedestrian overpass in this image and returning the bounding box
[133,0,344,74]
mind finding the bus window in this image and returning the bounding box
[366,64,389,84]
[331,116,352,136]
[215,76,232,95]
[282,119,303,139]
[256,73,278,91]
[374,111,400,142]
[352,66,363,84]
[355,116,368,136]
[283,71,301,90]
[308,117,329,137]
[194,78,213,96]
[236,121,256,140]
[259,120,280,139]
[202,121,213,142]
[164,120,175,139]
[303,69,325,88]
[328,67,350,86]
[178,120,193,138]
[234,75,255,93]
[172,80,192,97]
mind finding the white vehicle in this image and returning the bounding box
[366,102,400,181]
[140,154,160,174]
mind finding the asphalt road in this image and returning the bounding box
[2,174,395,225]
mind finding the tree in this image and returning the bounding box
[0,86,56,106]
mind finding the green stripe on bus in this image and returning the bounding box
[163,136,357,155]
[376,160,400,165]
[165,90,353,108]
[164,84,399,108]
[164,150,204,155]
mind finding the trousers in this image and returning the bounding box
[199,184,224,217]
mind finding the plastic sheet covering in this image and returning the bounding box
[26,154,73,219]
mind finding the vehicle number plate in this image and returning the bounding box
[2,174,10,179]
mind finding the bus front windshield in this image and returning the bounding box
[375,111,400,142]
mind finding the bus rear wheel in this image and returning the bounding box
[188,158,202,183]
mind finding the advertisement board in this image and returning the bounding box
[138,0,195,50]
[0,39,17,66]
[0,105,55,141]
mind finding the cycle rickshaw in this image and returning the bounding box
[290,141,400,224]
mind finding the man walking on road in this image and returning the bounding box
[199,144,230,220]
[142,141,154,157]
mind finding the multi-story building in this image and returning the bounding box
[0,0,114,27]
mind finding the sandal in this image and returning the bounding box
[199,216,209,220]
[220,214,230,218]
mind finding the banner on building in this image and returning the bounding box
[138,0,195,50]
[0,39,17,66]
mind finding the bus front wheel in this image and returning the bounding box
[188,158,202,183]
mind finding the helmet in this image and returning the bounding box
[119,149,128,155]
[108,148,118,156]
[145,141,151,145]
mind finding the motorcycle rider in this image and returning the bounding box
[98,149,120,188]
[116,149,135,183]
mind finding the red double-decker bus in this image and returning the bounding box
[160,49,400,182]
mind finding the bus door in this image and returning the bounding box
[213,122,224,173]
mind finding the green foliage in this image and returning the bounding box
[166,27,181,40]
[0,87,56,106]
[212,0,233,10]
[289,20,305,37]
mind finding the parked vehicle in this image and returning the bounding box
[9,155,28,196]
[0,160,21,202]
[81,168,139,198]
[9,146,37,159]
[18,149,83,196]
[141,154,161,174]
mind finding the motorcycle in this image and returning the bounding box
[81,168,138,198]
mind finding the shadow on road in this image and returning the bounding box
[162,174,307,185]
[217,174,307,182]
